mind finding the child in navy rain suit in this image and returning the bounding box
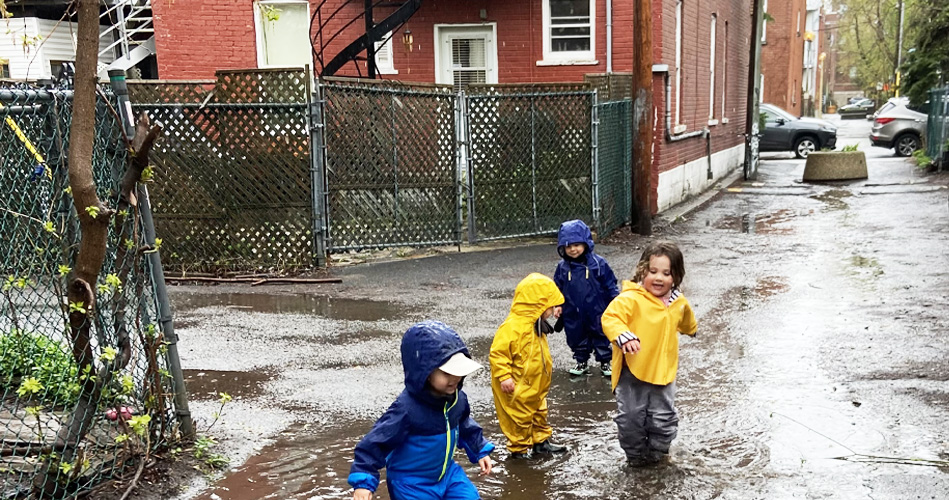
[554,219,620,377]
[348,320,495,500]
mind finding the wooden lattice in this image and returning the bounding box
[129,69,314,273]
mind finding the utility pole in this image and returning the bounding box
[631,0,653,235]
[896,0,904,96]
[744,0,765,180]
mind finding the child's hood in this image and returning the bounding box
[400,320,471,397]
[509,273,565,321]
[557,219,595,258]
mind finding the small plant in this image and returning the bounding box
[0,329,80,407]
[911,148,932,168]
[841,144,860,152]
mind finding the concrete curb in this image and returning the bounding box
[658,167,745,224]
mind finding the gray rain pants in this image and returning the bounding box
[613,366,678,461]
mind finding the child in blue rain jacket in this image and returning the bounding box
[554,219,620,377]
[348,320,495,500]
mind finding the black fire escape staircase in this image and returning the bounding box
[312,0,422,78]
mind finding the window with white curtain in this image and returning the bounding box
[761,0,768,43]
[255,1,312,69]
[722,21,728,121]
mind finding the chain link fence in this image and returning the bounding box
[320,79,462,251]
[465,85,595,241]
[0,85,186,497]
[128,69,314,273]
[927,86,949,170]
[595,99,632,236]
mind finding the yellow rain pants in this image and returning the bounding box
[490,273,565,453]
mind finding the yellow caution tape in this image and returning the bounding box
[0,100,48,178]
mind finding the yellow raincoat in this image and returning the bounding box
[601,281,697,390]
[490,273,565,453]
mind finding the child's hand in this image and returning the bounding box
[353,488,372,500]
[500,378,516,394]
[479,456,493,475]
[621,338,641,354]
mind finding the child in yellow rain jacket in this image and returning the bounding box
[601,241,697,466]
[490,273,567,459]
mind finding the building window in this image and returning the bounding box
[709,14,717,122]
[374,32,398,75]
[675,0,683,128]
[451,37,488,87]
[542,0,596,63]
[722,21,728,121]
[254,1,312,69]
[0,59,9,79]
[761,0,768,43]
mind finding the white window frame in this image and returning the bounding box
[433,23,498,86]
[761,0,768,43]
[253,0,312,69]
[374,32,398,75]
[721,20,728,123]
[539,0,597,65]
[708,14,717,124]
[674,0,684,131]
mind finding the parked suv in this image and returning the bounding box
[870,101,928,157]
[759,103,838,159]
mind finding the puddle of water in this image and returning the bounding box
[811,189,853,211]
[183,369,275,401]
[171,293,408,321]
[848,255,884,279]
[193,371,761,500]
[714,210,797,235]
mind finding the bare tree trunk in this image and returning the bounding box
[36,0,111,494]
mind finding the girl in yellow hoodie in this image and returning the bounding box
[601,241,697,466]
[490,273,566,459]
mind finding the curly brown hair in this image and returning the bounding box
[632,240,686,287]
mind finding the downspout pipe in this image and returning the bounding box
[660,69,705,142]
[606,0,613,73]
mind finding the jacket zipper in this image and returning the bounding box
[439,392,459,481]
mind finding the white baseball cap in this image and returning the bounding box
[439,353,482,377]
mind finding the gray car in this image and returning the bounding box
[760,103,838,159]
[870,102,927,157]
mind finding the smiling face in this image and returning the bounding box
[564,242,586,259]
[428,368,462,397]
[642,255,674,299]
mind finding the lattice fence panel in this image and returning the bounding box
[0,86,181,498]
[466,87,595,241]
[596,100,633,236]
[321,79,460,250]
[129,69,314,272]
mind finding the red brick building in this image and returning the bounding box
[152,0,753,214]
[759,0,825,117]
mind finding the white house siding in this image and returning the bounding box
[0,17,115,80]
[656,144,744,213]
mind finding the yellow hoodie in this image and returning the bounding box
[601,280,697,389]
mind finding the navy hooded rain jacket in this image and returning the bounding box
[347,320,494,495]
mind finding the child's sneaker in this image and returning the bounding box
[569,361,590,376]
[600,362,611,377]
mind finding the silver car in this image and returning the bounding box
[870,102,927,157]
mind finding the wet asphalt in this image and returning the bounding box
[169,117,949,500]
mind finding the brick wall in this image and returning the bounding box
[760,0,806,116]
[652,0,750,212]
[152,0,257,79]
[153,0,753,215]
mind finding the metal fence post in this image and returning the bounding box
[462,89,477,243]
[591,90,601,233]
[310,83,328,266]
[109,70,194,439]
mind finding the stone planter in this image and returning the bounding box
[802,151,868,181]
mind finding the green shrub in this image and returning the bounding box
[841,144,860,152]
[0,329,80,407]
[911,148,933,168]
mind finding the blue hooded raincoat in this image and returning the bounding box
[348,320,495,499]
[553,220,620,363]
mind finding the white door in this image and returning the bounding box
[435,25,497,86]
